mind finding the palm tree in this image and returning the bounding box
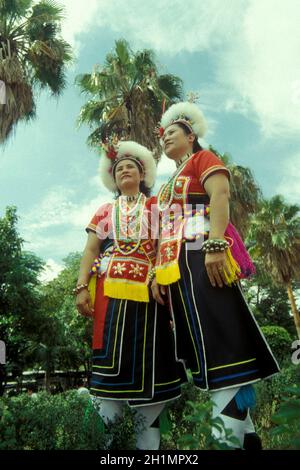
[76,39,183,159]
[247,195,300,338]
[0,0,72,143]
[209,146,262,238]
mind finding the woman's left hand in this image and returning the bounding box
[205,251,230,288]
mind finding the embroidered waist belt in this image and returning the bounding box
[155,205,242,287]
[89,239,156,304]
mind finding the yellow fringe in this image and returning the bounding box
[88,274,97,307]
[156,262,181,286]
[224,248,241,286]
[104,279,149,303]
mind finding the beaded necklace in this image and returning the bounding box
[112,193,146,255]
[157,153,192,211]
[119,192,143,215]
[176,153,192,168]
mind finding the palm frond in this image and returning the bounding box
[0,0,72,143]
[76,39,184,156]
[157,74,184,101]
[75,73,99,95]
[0,55,23,83]
[30,0,65,22]
[248,195,300,284]
[26,18,58,41]
[0,0,32,18]
[0,80,34,143]
[115,38,131,65]
[77,100,107,127]
[134,49,156,71]
[27,38,72,94]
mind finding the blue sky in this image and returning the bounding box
[0,0,299,281]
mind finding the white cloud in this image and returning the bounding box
[39,259,64,283]
[21,186,107,231]
[61,0,243,53]
[60,0,102,53]
[277,152,300,204]
[217,0,300,138]
[60,0,300,139]
[20,185,108,259]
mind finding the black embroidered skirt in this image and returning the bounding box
[90,296,187,406]
[168,244,280,391]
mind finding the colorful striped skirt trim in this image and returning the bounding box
[90,295,187,404]
[168,244,280,391]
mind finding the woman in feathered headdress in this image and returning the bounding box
[151,101,280,449]
[75,138,186,450]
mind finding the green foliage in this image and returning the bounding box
[37,252,93,373]
[76,38,183,155]
[252,364,300,449]
[0,391,140,450]
[255,364,300,409]
[261,325,292,366]
[0,0,72,142]
[243,260,295,338]
[161,382,238,450]
[0,208,92,388]
[248,195,300,285]
[161,366,300,450]
[209,146,261,238]
[161,382,203,449]
[0,207,45,379]
[271,385,300,449]
[177,400,239,450]
[0,366,299,450]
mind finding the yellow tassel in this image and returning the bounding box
[88,274,97,306]
[156,262,181,286]
[224,248,241,286]
[104,279,149,303]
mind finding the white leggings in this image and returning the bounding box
[211,386,255,448]
[94,387,256,450]
[93,398,164,450]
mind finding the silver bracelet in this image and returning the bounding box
[202,238,229,253]
[72,283,89,295]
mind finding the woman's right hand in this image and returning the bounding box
[151,278,166,305]
[76,289,94,317]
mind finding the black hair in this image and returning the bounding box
[175,122,203,153]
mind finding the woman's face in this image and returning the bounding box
[114,159,143,193]
[162,124,195,159]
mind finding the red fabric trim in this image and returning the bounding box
[92,276,109,350]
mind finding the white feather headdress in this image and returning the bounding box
[99,140,156,192]
[160,101,207,137]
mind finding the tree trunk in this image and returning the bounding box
[256,285,260,310]
[287,282,300,339]
[45,369,51,392]
[0,364,6,396]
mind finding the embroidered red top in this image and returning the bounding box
[86,196,158,349]
[86,196,157,303]
[178,149,231,193]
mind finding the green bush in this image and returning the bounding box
[271,384,300,449]
[161,382,206,449]
[1,366,299,450]
[162,365,300,450]
[252,364,300,449]
[161,382,238,450]
[0,391,135,450]
[177,400,239,450]
[261,325,292,365]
